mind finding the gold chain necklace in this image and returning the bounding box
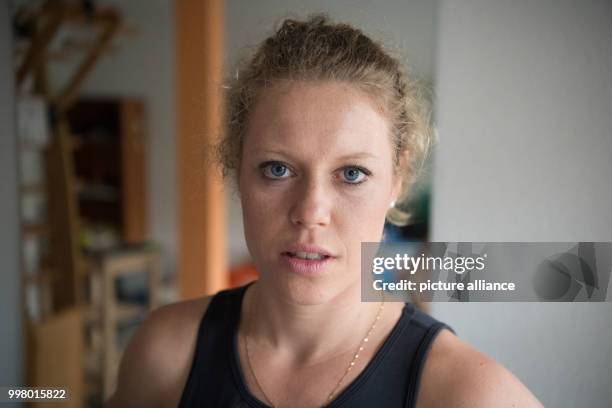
[243,299,385,408]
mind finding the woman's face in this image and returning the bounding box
[239,81,401,304]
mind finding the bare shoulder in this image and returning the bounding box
[105,295,213,408]
[416,329,543,408]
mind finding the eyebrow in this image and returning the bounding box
[252,149,379,161]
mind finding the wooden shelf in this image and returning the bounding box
[83,302,146,325]
[67,98,147,246]
[14,3,132,406]
[22,222,50,237]
[23,267,58,284]
[115,302,147,322]
[20,183,46,194]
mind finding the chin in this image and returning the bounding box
[286,278,332,305]
[260,267,355,306]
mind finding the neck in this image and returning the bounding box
[242,280,383,365]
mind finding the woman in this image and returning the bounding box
[108,15,542,407]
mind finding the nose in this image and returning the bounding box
[289,176,331,229]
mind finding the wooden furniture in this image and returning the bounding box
[15,0,121,111]
[13,3,157,406]
[19,95,149,320]
[27,308,84,408]
[17,95,55,321]
[66,97,148,248]
[84,248,162,399]
[65,98,151,402]
[15,0,123,316]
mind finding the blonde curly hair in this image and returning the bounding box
[218,14,435,226]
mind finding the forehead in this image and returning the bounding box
[244,81,392,158]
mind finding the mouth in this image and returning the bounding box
[280,249,336,276]
[282,251,333,261]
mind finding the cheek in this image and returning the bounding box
[330,185,393,259]
[238,175,288,256]
[340,192,390,245]
[240,177,286,218]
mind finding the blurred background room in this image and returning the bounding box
[1,0,611,407]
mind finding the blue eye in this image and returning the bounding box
[262,162,291,179]
[342,167,368,184]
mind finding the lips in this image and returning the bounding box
[282,244,335,259]
[281,244,337,276]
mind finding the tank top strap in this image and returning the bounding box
[322,301,454,408]
[205,281,251,333]
[403,307,455,408]
[178,283,252,408]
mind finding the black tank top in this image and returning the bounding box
[178,282,453,407]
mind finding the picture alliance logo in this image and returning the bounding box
[533,243,607,301]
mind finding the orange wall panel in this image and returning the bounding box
[175,0,227,299]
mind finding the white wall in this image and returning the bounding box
[225,0,438,265]
[433,1,612,406]
[50,0,177,276]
